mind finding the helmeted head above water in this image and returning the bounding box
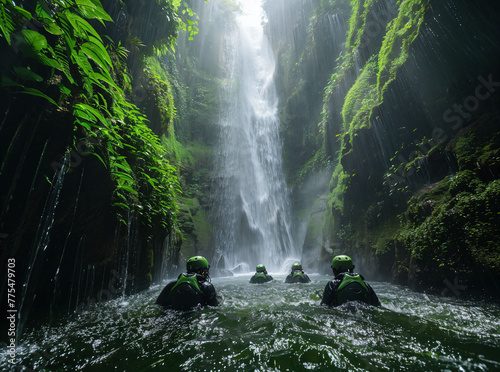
[186,256,210,274]
[331,255,354,273]
[292,262,302,271]
[256,264,266,273]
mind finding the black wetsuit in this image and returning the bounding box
[285,269,311,283]
[249,272,273,283]
[156,273,218,310]
[321,272,380,307]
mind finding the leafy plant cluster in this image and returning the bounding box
[0,0,181,231]
[377,0,429,93]
[142,56,176,131]
[341,55,378,133]
[396,176,500,280]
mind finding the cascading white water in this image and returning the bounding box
[212,0,297,272]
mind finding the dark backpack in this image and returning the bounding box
[168,274,204,310]
[336,274,371,306]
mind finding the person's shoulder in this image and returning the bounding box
[349,272,364,279]
[327,277,342,289]
[164,279,177,289]
[200,279,215,289]
[173,272,190,282]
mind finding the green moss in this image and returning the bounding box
[447,115,500,172]
[324,0,431,215]
[323,0,431,221]
[143,56,176,130]
[327,163,351,215]
[377,0,430,94]
[335,0,429,142]
[342,57,378,133]
[294,147,331,185]
[321,0,381,134]
[370,216,401,254]
[401,140,444,176]
[448,170,483,196]
[177,196,213,259]
[161,127,193,171]
[192,209,213,251]
[346,0,375,51]
[185,142,212,171]
[397,177,500,278]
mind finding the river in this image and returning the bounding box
[3,274,500,371]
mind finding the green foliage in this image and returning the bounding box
[383,117,500,284]
[143,56,176,130]
[377,0,429,94]
[397,178,500,276]
[295,147,332,186]
[324,0,428,151]
[327,163,350,214]
[321,0,430,145]
[321,0,429,214]
[1,0,118,103]
[0,0,181,231]
[320,0,378,132]
[0,1,32,46]
[161,125,193,172]
[110,108,181,230]
[346,0,374,51]
[171,53,221,144]
[448,116,500,172]
[341,56,378,132]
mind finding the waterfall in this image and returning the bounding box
[212,0,297,272]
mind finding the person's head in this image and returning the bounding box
[256,264,266,273]
[186,256,210,277]
[291,262,302,271]
[331,255,354,276]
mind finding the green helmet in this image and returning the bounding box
[331,255,354,271]
[292,262,302,271]
[256,264,266,273]
[186,256,209,273]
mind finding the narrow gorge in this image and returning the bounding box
[1,0,499,370]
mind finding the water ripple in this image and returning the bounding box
[1,275,499,371]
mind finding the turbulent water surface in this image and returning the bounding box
[3,275,500,371]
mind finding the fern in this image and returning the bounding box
[1,0,183,232]
[75,0,113,24]
[0,1,15,45]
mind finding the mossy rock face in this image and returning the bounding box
[342,58,378,131]
[447,116,500,177]
[177,196,213,263]
[263,0,500,298]
[377,0,430,92]
[447,170,482,196]
[191,208,213,257]
[396,177,500,298]
[302,194,328,269]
